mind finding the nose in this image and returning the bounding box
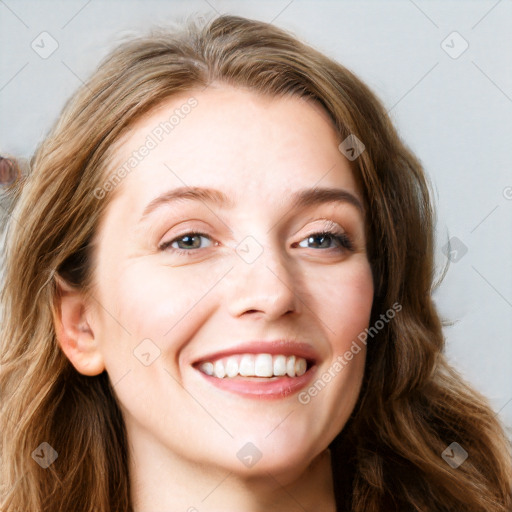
[225,241,301,321]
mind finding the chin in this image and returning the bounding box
[212,426,330,480]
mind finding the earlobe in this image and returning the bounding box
[53,274,105,376]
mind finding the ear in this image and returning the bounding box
[53,274,105,376]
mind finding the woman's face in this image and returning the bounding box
[83,85,373,478]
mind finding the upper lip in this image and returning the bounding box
[192,339,320,366]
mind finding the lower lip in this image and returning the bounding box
[196,366,318,400]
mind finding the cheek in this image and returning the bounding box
[92,262,217,423]
[292,260,373,441]
[310,258,374,352]
[94,249,373,380]
[98,254,374,352]
[96,260,218,359]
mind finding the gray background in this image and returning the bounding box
[1,0,511,438]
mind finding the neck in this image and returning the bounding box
[129,433,337,511]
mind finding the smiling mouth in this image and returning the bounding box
[193,352,317,399]
[196,353,312,379]
[191,340,320,399]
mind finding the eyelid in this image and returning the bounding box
[293,218,348,239]
[157,219,213,247]
[310,219,344,233]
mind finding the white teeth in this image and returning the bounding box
[239,354,255,377]
[225,358,239,378]
[213,360,226,378]
[273,355,287,376]
[255,354,273,377]
[295,357,307,376]
[198,354,309,378]
[286,355,296,377]
[200,362,214,376]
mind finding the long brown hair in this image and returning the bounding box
[1,14,511,512]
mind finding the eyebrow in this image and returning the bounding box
[139,185,364,222]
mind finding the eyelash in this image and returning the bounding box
[158,227,354,256]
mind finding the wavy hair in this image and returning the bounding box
[1,14,511,512]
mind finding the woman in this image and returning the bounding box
[1,14,510,512]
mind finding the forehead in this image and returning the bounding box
[101,85,361,214]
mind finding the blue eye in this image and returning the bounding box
[297,231,353,251]
[159,232,213,255]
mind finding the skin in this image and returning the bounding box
[55,84,374,511]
